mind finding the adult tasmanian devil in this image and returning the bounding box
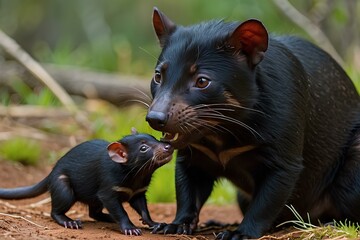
[145,7,360,239]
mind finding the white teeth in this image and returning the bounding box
[172,133,179,141]
[163,132,179,142]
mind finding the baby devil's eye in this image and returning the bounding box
[139,144,150,153]
[153,71,162,84]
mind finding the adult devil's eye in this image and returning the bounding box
[195,77,211,89]
[153,71,162,84]
[140,144,149,153]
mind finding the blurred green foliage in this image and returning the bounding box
[0,0,312,75]
[0,1,358,83]
[0,138,42,165]
[8,80,60,106]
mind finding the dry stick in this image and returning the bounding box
[28,197,51,208]
[0,105,73,118]
[0,200,17,209]
[0,29,92,129]
[0,29,77,112]
[0,212,47,229]
[272,0,345,67]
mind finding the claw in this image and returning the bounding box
[150,222,166,233]
[151,223,194,235]
[176,224,183,235]
[124,228,142,236]
[183,223,191,235]
[215,230,251,240]
[76,219,83,229]
[215,231,230,240]
[63,220,82,230]
[135,229,142,236]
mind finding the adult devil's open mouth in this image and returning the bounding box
[160,132,188,148]
[161,132,179,142]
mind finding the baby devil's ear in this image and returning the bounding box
[131,127,138,135]
[107,142,128,163]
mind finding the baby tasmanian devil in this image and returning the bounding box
[0,129,173,235]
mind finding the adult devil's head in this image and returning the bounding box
[146,8,268,148]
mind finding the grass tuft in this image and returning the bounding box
[147,160,176,203]
[0,138,41,165]
[275,205,360,239]
[9,80,60,106]
[333,219,360,239]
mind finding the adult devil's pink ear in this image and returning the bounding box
[227,19,268,66]
[107,142,128,163]
[152,7,176,47]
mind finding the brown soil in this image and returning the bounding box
[0,114,282,240]
[0,161,302,240]
[0,160,248,240]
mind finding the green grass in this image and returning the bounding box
[207,179,237,205]
[333,220,360,239]
[147,160,176,203]
[276,205,360,239]
[0,138,42,165]
[347,67,360,92]
[9,80,60,106]
[147,158,237,204]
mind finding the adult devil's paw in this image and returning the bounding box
[149,222,166,232]
[215,230,252,240]
[151,222,194,235]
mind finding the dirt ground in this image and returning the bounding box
[0,160,247,240]
[0,112,298,240]
[0,159,302,240]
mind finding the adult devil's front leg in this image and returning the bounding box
[217,153,304,239]
[153,148,216,235]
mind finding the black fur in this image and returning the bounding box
[0,132,173,235]
[146,8,360,239]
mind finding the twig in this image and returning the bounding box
[0,212,47,229]
[0,131,48,141]
[272,0,345,67]
[180,235,209,240]
[28,197,51,208]
[0,200,17,209]
[0,30,94,131]
[0,119,81,147]
[0,105,73,118]
[0,29,77,113]
[0,61,150,107]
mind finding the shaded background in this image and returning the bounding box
[0,0,359,75]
